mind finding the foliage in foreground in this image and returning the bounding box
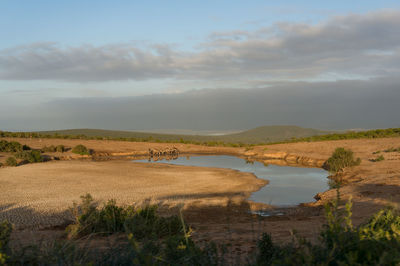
[2,192,400,265]
[256,191,400,265]
[2,194,224,265]
[66,194,183,240]
[0,220,12,264]
[323,147,361,173]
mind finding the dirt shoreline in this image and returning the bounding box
[0,159,268,229]
[1,136,400,249]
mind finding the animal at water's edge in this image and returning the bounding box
[148,147,179,160]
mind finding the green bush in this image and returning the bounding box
[14,150,43,163]
[40,144,66,152]
[14,151,29,160]
[5,157,17,166]
[323,147,361,173]
[0,140,26,152]
[71,144,91,155]
[28,150,43,163]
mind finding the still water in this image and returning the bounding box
[134,155,329,206]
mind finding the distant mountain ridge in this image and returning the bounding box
[218,125,333,143]
[38,125,333,144]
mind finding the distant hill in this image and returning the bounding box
[37,125,332,144]
[213,126,332,143]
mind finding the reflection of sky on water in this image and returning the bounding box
[135,155,329,206]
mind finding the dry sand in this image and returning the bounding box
[0,160,266,229]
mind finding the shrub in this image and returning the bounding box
[14,150,43,163]
[255,191,400,265]
[72,144,91,155]
[0,220,12,264]
[256,233,277,265]
[66,193,101,238]
[0,140,25,152]
[5,157,17,166]
[27,150,43,163]
[22,144,31,151]
[323,147,361,173]
[384,147,400,153]
[124,206,183,240]
[41,144,66,153]
[66,194,183,240]
[41,145,56,152]
[56,145,65,153]
[161,234,223,265]
[14,151,29,160]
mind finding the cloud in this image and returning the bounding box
[3,77,399,131]
[1,10,400,82]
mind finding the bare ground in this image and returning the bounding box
[0,160,266,229]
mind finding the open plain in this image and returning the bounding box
[1,136,400,253]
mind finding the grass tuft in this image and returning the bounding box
[370,155,385,162]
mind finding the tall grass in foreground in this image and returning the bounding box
[2,192,400,265]
[256,190,400,265]
[66,194,183,240]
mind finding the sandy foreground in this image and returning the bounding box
[0,160,266,228]
[1,136,400,249]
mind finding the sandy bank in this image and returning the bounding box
[0,160,267,229]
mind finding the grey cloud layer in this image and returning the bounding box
[3,77,399,131]
[1,10,400,82]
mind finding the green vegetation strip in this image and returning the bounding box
[1,127,400,147]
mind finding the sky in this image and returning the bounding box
[1,1,400,131]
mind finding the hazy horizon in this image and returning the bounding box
[1,1,400,131]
